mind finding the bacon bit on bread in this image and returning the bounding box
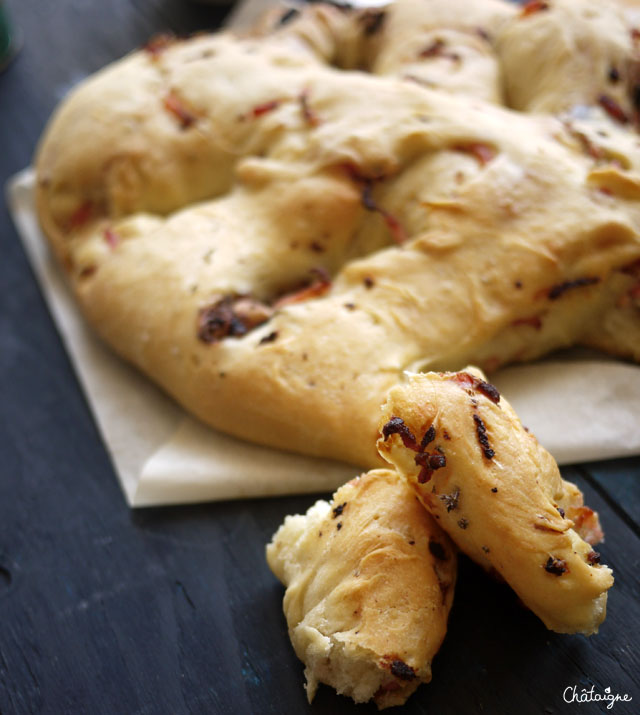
[453,142,496,165]
[520,1,549,18]
[164,90,197,129]
[143,33,175,59]
[274,268,332,309]
[103,228,120,249]
[67,200,93,231]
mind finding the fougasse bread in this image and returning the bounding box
[266,468,456,709]
[35,0,640,467]
[377,368,614,635]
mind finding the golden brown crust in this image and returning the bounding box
[498,0,632,114]
[35,0,640,466]
[377,368,614,635]
[266,468,456,709]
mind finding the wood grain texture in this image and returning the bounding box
[579,459,640,530]
[0,1,639,713]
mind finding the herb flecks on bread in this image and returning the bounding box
[378,368,614,636]
[266,469,456,709]
[36,0,640,465]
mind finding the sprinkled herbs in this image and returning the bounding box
[544,556,568,575]
[278,7,299,26]
[360,183,407,244]
[440,488,460,512]
[548,276,600,300]
[420,425,436,449]
[477,380,500,404]
[587,550,601,565]
[389,659,416,681]
[332,502,347,518]
[415,453,446,470]
[473,414,495,459]
[450,372,500,404]
[258,331,278,345]
[382,417,418,450]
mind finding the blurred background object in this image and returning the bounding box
[0,1,18,72]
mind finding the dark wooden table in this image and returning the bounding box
[1,1,639,713]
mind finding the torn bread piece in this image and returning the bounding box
[377,368,613,636]
[266,468,456,709]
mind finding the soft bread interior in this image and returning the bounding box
[267,468,456,709]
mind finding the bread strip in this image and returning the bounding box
[377,368,614,635]
[266,468,456,708]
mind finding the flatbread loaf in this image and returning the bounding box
[377,368,614,635]
[35,0,640,466]
[266,468,456,708]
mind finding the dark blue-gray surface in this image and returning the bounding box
[0,1,638,713]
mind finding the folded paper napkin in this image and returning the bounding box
[7,170,640,506]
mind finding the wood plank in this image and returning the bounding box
[1,467,638,713]
[578,459,640,530]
